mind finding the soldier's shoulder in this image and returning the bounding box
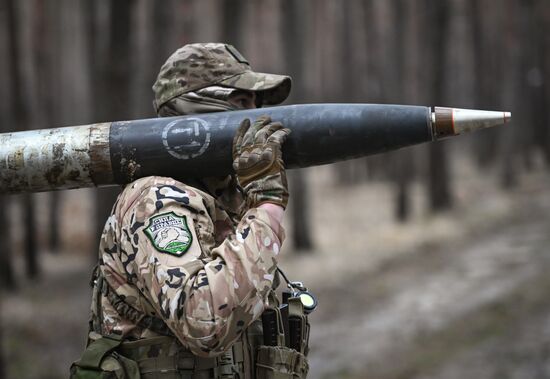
[123,176,190,194]
[116,176,213,218]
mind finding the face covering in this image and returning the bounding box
[157,86,242,116]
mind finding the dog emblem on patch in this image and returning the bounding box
[145,212,193,256]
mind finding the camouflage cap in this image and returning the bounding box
[153,43,292,112]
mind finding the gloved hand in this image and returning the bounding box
[232,115,291,209]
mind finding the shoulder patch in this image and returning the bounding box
[145,212,193,256]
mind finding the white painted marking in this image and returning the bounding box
[162,117,211,160]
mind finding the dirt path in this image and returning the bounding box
[302,216,550,378]
[278,173,550,378]
[2,164,549,378]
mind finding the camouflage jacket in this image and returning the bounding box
[93,176,285,357]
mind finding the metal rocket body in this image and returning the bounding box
[0,104,510,194]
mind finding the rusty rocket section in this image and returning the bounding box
[0,123,111,192]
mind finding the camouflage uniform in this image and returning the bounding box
[74,44,309,378]
[94,175,284,357]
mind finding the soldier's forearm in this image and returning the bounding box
[258,203,284,225]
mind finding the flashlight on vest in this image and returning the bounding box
[295,291,317,314]
[284,281,318,314]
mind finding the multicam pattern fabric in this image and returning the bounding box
[152,43,291,112]
[95,175,285,357]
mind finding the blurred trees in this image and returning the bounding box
[0,1,549,376]
[6,0,39,278]
[0,0,9,356]
[425,0,452,210]
[281,0,314,250]
[0,304,4,379]
[0,2,549,378]
[90,0,134,253]
[0,0,15,291]
[0,0,548,275]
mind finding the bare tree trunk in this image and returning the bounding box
[281,0,313,251]
[286,172,313,251]
[222,0,244,46]
[23,193,38,278]
[499,0,521,188]
[391,0,414,222]
[7,0,40,278]
[336,0,360,185]
[152,0,179,66]
[515,0,537,171]
[106,1,135,119]
[0,198,16,291]
[83,0,107,255]
[0,3,13,367]
[49,192,60,252]
[92,0,136,254]
[0,299,4,379]
[426,0,452,211]
[518,0,546,169]
[0,0,16,291]
[133,0,155,119]
[540,0,550,165]
[42,0,61,254]
[471,0,500,168]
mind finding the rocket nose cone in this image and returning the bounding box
[432,107,512,139]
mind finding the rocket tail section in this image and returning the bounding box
[0,123,111,193]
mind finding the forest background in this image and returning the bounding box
[1,0,550,378]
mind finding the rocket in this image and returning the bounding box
[0,104,511,194]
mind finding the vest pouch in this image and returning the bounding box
[255,346,309,379]
[70,335,141,379]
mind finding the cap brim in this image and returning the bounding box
[219,71,292,105]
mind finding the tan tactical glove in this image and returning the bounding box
[232,115,291,209]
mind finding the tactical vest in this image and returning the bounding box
[71,265,310,379]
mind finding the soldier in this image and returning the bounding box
[71,43,310,378]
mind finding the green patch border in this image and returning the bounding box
[144,211,193,257]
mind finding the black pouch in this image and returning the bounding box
[70,335,141,379]
[255,345,309,379]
